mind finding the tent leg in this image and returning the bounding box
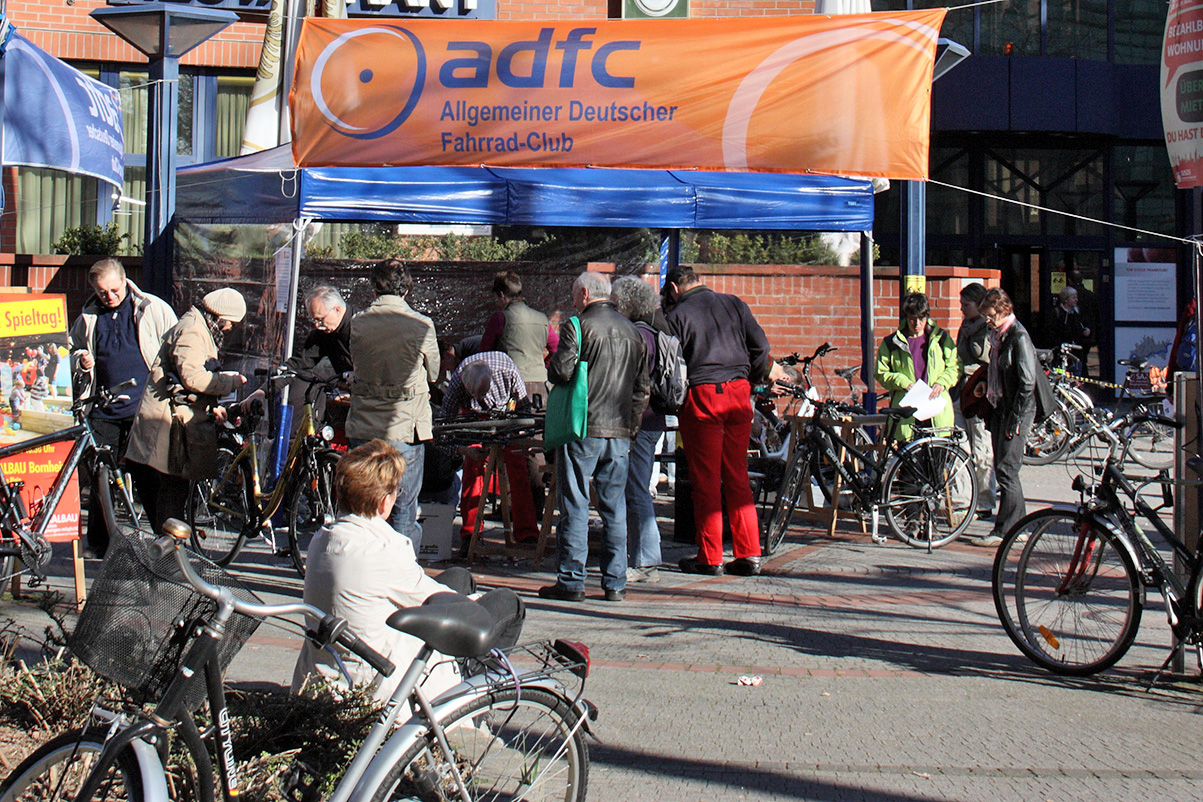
[860,231,876,413]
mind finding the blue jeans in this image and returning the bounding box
[626,428,662,569]
[350,438,425,557]
[555,436,629,592]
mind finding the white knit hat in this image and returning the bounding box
[202,288,246,324]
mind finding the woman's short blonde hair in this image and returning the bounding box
[333,439,405,517]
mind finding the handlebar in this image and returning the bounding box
[74,377,138,413]
[153,519,396,677]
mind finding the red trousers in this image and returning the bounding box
[459,446,540,542]
[679,379,761,565]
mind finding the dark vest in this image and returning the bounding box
[496,300,549,384]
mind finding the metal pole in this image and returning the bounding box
[899,180,926,303]
[144,52,178,300]
[860,230,876,413]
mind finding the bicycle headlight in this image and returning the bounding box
[320,425,335,442]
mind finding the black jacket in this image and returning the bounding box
[286,307,355,377]
[549,300,649,439]
[666,285,771,386]
[989,318,1039,436]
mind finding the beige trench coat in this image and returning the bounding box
[125,307,240,479]
[345,294,440,443]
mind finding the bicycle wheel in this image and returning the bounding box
[96,464,145,538]
[370,686,588,802]
[1122,414,1175,471]
[185,447,251,567]
[763,443,809,556]
[992,510,1142,675]
[286,448,340,578]
[0,728,144,801]
[883,437,977,549]
[1024,406,1073,465]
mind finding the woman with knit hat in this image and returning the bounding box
[126,288,261,531]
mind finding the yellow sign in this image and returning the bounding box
[903,275,926,294]
[0,296,68,338]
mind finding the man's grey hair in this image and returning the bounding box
[460,360,494,399]
[88,258,125,287]
[611,276,659,322]
[1058,286,1078,303]
[573,271,612,301]
[306,285,345,310]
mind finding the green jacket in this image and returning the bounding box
[874,322,961,440]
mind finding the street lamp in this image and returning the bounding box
[90,3,237,298]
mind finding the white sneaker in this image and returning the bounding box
[626,566,661,584]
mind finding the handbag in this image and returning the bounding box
[960,364,993,420]
[543,316,589,450]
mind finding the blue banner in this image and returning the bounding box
[3,33,125,194]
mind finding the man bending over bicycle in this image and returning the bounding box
[292,439,463,702]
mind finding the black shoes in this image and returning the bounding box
[724,557,762,577]
[603,588,626,602]
[679,556,724,576]
[537,584,585,602]
[975,509,995,521]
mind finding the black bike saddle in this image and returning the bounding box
[387,591,501,658]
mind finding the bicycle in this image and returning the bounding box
[0,378,142,598]
[186,368,342,577]
[762,343,977,555]
[992,411,1200,677]
[0,518,596,802]
[1025,345,1174,471]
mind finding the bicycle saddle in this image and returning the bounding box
[387,592,500,658]
[880,406,917,418]
[1118,357,1149,370]
[836,366,859,380]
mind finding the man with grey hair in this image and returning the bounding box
[438,350,537,544]
[1049,285,1091,376]
[69,257,176,558]
[539,271,649,603]
[286,285,355,379]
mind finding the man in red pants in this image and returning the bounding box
[665,268,786,576]
[439,351,539,543]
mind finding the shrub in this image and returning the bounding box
[52,222,127,256]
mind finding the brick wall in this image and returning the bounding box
[6,0,264,68]
[617,263,997,394]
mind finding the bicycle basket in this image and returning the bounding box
[69,527,261,712]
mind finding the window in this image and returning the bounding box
[1046,0,1107,58]
[1113,145,1176,238]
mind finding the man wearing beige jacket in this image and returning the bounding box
[346,259,440,556]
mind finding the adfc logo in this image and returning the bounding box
[310,26,426,140]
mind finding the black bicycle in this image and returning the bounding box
[0,378,142,597]
[763,344,977,555]
[993,412,1200,676]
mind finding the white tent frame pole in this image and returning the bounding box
[279,215,311,407]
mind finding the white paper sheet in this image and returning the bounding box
[899,379,948,421]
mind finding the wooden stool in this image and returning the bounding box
[782,413,887,538]
[465,439,555,566]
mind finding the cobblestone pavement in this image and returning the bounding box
[6,461,1202,801]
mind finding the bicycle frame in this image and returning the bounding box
[205,401,318,526]
[0,423,95,542]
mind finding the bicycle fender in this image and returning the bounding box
[1080,508,1149,606]
[349,674,574,800]
[88,710,174,802]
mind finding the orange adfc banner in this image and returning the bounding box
[290,11,946,179]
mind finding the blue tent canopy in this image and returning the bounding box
[175,145,875,231]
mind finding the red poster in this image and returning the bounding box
[0,294,79,542]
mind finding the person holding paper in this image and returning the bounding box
[874,292,960,442]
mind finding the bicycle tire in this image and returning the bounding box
[369,686,588,802]
[883,437,977,549]
[1023,406,1073,465]
[763,443,809,556]
[992,509,1143,676]
[96,464,145,539]
[0,727,144,802]
[1122,414,1175,471]
[286,448,340,578]
[185,446,251,567]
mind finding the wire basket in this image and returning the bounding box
[69,527,262,712]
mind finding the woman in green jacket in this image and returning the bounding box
[875,293,961,442]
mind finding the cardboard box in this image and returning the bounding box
[417,503,457,562]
